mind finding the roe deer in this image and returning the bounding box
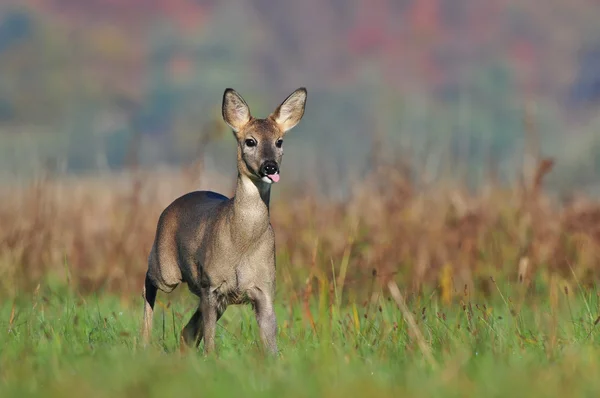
[141,87,307,355]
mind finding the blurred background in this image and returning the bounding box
[1,0,600,296]
[0,0,599,193]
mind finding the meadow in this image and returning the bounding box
[1,157,600,397]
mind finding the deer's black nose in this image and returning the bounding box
[261,160,279,176]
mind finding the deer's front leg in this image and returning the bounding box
[251,287,278,355]
[201,292,218,355]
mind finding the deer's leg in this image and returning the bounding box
[181,304,226,351]
[181,308,203,348]
[141,273,157,346]
[143,247,181,347]
[251,289,278,355]
[199,293,220,355]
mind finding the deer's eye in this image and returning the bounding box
[275,139,283,148]
[245,138,257,147]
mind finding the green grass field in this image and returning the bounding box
[2,277,600,398]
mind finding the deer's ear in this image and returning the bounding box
[222,88,251,132]
[271,88,307,132]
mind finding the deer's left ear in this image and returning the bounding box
[222,88,251,132]
[271,88,307,132]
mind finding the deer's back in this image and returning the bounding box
[157,190,230,249]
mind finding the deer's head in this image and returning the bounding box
[222,88,307,184]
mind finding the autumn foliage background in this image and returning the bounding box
[1,0,600,300]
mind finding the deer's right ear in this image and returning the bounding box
[222,88,251,132]
[271,87,307,132]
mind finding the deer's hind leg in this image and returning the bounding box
[181,308,203,348]
[180,297,227,353]
[141,273,157,346]
[141,246,182,347]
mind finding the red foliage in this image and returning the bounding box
[409,0,440,36]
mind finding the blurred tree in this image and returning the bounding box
[0,7,71,126]
[0,9,32,54]
[569,43,600,106]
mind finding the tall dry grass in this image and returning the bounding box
[1,152,598,302]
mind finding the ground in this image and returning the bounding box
[2,278,600,398]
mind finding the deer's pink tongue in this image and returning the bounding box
[268,174,280,183]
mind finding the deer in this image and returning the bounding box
[140,87,307,355]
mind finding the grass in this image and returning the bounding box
[1,274,600,398]
[1,149,600,396]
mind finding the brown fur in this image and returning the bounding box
[141,88,307,355]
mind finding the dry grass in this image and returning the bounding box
[2,153,600,398]
[1,154,598,302]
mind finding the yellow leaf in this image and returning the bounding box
[440,263,453,305]
[352,302,360,333]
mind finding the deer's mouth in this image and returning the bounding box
[261,172,280,184]
[258,160,280,183]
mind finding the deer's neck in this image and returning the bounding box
[230,174,272,242]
